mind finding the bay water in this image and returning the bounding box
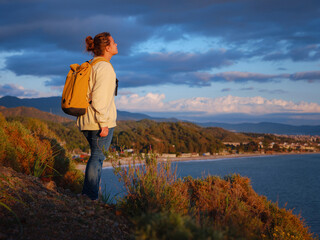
[101,153,320,236]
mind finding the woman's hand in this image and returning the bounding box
[100,127,109,137]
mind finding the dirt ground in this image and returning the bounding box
[0,166,133,240]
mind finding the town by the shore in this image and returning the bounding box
[75,151,319,172]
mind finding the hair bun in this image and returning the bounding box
[85,36,94,52]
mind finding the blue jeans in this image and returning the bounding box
[81,128,114,200]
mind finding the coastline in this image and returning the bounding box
[75,151,320,172]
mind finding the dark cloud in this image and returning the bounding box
[140,0,320,48]
[289,71,320,82]
[263,45,320,62]
[240,87,254,91]
[5,50,87,76]
[115,48,243,73]
[5,43,320,88]
[259,89,287,94]
[45,76,66,88]
[277,67,287,71]
[110,49,245,87]
[0,0,320,89]
[5,48,244,87]
[221,88,231,92]
[290,45,320,61]
[0,15,152,55]
[184,71,320,85]
[208,72,278,83]
[1,0,319,54]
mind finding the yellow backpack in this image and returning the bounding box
[61,58,108,116]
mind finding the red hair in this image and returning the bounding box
[85,32,111,56]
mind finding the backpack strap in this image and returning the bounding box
[89,57,109,66]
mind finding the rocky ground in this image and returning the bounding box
[0,166,133,240]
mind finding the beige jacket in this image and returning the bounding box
[77,57,117,130]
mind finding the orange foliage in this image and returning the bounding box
[115,158,317,240]
[1,121,53,177]
[0,115,84,193]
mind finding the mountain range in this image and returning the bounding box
[0,96,319,136]
[0,96,176,122]
[197,122,320,136]
[0,106,71,123]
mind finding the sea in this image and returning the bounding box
[101,153,320,236]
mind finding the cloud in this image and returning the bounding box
[0,7,152,55]
[240,87,254,91]
[288,71,320,82]
[221,88,231,92]
[117,93,165,111]
[5,44,320,88]
[4,50,80,77]
[118,90,135,96]
[4,48,244,87]
[1,0,319,57]
[1,0,320,91]
[263,45,320,62]
[208,72,277,83]
[194,71,320,85]
[139,0,320,63]
[259,89,287,94]
[277,67,287,71]
[116,93,320,114]
[0,83,39,97]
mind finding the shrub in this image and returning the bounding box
[0,115,83,193]
[0,120,54,177]
[134,211,224,240]
[60,167,84,193]
[114,156,317,240]
[113,155,189,216]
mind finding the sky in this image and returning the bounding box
[0,0,320,125]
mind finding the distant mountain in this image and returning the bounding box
[1,96,319,135]
[0,106,72,123]
[0,95,64,115]
[197,122,320,136]
[0,96,177,122]
[116,110,178,122]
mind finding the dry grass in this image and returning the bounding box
[113,155,317,240]
[0,113,83,192]
[113,155,190,216]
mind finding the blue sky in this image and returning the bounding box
[0,0,320,124]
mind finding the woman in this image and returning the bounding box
[77,32,118,200]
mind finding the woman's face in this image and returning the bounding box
[106,36,118,56]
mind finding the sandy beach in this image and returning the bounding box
[75,151,319,172]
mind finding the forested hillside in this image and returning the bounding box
[0,106,72,123]
[113,120,252,154]
[5,114,254,154]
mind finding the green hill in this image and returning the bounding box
[1,106,254,154]
[113,119,252,154]
[0,106,72,123]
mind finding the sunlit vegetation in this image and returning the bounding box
[6,116,90,153]
[0,113,83,192]
[113,156,317,240]
[5,116,309,157]
[0,113,318,239]
[112,120,251,154]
